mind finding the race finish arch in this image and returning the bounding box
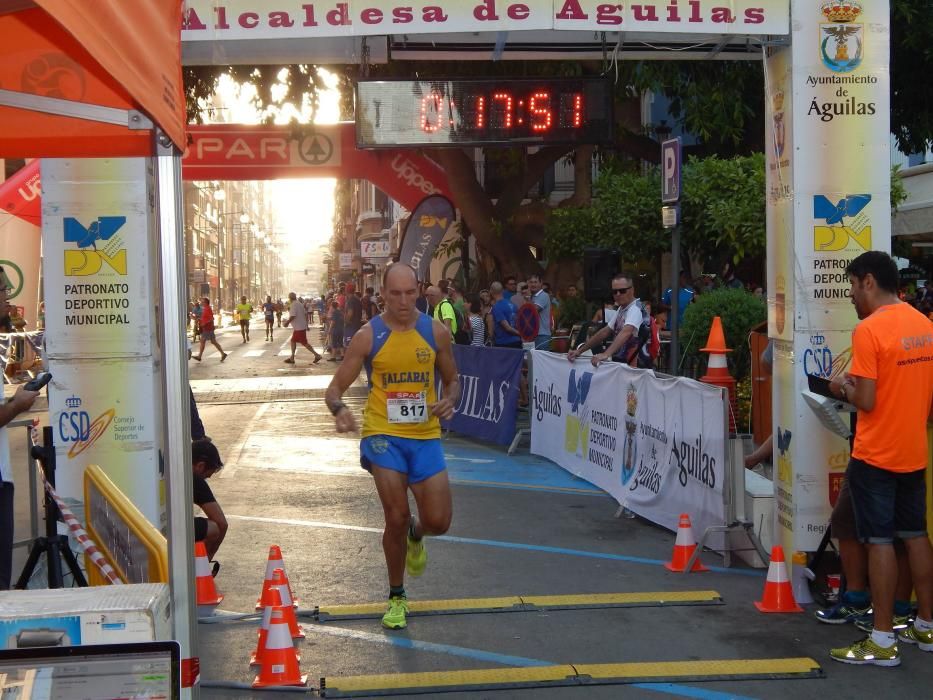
[182,123,450,209]
[172,0,886,556]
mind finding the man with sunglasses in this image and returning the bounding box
[567,273,643,367]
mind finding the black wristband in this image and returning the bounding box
[329,401,347,416]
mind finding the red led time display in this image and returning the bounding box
[356,78,613,148]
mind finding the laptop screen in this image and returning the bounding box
[0,641,179,700]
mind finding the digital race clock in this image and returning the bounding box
[356,78,613,148]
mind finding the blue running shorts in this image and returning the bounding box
[360,435,446,484]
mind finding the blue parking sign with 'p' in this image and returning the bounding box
[661,138,681,204]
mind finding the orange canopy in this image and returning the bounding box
[0,1,185,157]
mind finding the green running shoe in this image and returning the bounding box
[855,613,912,634]
[830,636,900,666]
[814,601,871,625]
[382,596,409,630]
[898,624,933,652]
[406,535,427,577]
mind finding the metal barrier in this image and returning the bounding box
[0,330,44,384]
[83,464,168,584]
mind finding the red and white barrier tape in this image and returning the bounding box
[32,451,123,585]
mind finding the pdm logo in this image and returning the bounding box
[63,216,127,276]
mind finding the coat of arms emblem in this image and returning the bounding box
[820,1,863,73]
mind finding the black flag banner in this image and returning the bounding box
[397,194,455,281]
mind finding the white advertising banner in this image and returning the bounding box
[41,158,165,527]
[182,1,789,39]
[48,360,164,527]
[361,240,390,258]
[0,215,41,330]
[41,159,155,358]
[530,352,727,546]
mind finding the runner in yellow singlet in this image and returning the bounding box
[236,296,252,342]
[326,263,460,630]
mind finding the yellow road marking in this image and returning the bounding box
[316,590,721,620]
[318,597,523,617]
[574,657,822,679]
[322,657,822,696]
[523,590,722,607]
[324,665,577,693]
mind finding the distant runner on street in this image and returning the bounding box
[283,291,323,365]
[325,263,459,630]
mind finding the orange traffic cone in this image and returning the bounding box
[755,546,803,613]
[256,545,297,610]
[195,541,223,613]
[251,588,301,666]
[700,316,737,433]
[273,569,305,639]
[664,513,709,573]
[252,606,307,688]
[700,316,731,355]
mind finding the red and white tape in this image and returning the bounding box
[32,451,122,585]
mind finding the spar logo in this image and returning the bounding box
[820,1,863,73]
[63,216,127,276]
[561,369,589,457]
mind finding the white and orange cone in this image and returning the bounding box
[755,546,803,613]
[256,545,297,610]
[664,513,709,573]
[251,588,301,666]
[273,569,305,640]
[252,606,307,688]
[195,540,223,614]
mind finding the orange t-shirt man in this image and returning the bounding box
[849,302,933,472]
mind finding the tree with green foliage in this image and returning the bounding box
[546,154,767,267]
[679,288,767,381]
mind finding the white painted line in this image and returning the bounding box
[228,514,381,534]
[243,350,266,357]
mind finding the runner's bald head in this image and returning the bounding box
[383,263,417,288]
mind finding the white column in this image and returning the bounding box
[767,0,891,552]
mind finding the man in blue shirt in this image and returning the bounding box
[490,281,521,348]
[662,271,695,329]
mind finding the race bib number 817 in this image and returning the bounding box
[386,391,428,423]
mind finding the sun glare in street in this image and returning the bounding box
[213,68,340,265]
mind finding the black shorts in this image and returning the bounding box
[847,457,927,545]
[239,319,249,328]
[194,516,208,541]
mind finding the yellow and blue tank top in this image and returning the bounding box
[362,312,440,439]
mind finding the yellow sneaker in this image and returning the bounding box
[898,623,933,652]
[830,636,900,667]
[406,535,427,577]
[382,596,409,630]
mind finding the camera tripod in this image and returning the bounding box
[15,426,87,589]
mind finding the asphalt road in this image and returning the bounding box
[184,317,933,699]
[7,316,930,699]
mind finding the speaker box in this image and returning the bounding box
[583,248,621,302]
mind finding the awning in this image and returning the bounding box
[0,1,185,157]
